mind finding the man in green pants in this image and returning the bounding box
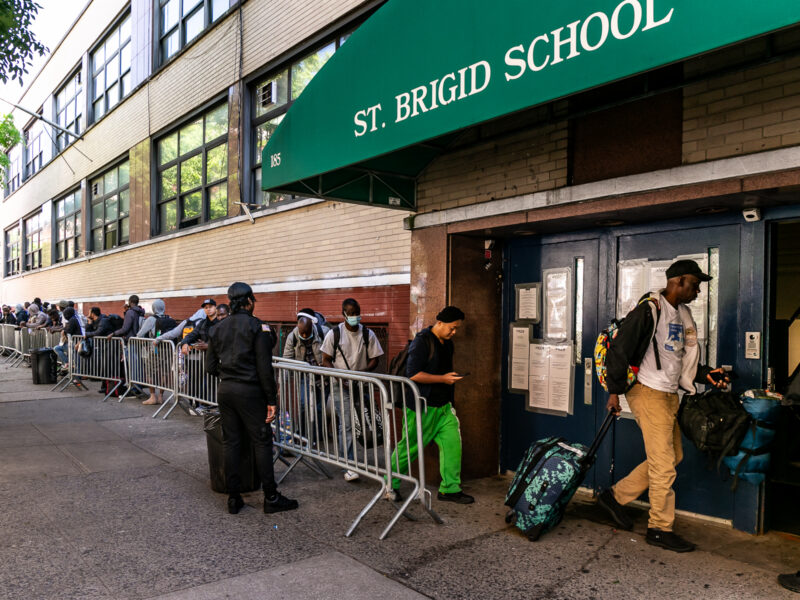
[389,306,473,504]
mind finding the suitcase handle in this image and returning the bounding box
[585,411,616,461]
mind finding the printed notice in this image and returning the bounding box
[510,326,530,391]
[527,342,574,414]
[518,286,539,321]
[528,343,549,409]
[544,269,571,341]
[617,260,648,318]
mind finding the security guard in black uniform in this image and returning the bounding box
[206,282,298,514]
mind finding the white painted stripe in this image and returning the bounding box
[66,272,411,303]
[413,146,800,229]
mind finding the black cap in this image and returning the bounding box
[201,298,216,307]
[666,259,712,282]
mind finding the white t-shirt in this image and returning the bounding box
[321,323,384,371]
[637,295,696,394]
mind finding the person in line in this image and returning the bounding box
[599,259,730,553]
[20,304,49,329]
[110,295,145,340]
[46,308,62,330]
[136,299,176,406]
[388,306,473,504]
[53,307,82,369]
[283,308,329,437]
[1,305,17,325]
[84,307,114,338]
[321,298,384,482]
[14,304,28,325]
[206,282,298,515]
[180,300,228,353]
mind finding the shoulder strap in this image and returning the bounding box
[642,297,662,371]
[362,325,370,361]
[333,326,352,369]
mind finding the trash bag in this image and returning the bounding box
[203,409,260,494]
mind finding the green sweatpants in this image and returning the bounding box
[390,403,462,494]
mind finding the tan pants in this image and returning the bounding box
[612,383,683,531]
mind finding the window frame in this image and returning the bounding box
[54,188,83,263]
[23,117,43,178]
[250,33,350,210]
[156,0,231,67]
[23,211,43,272]
[155,100,230,235]
[55,69,84,152]
[90,10,133,124]
[4,225,21,277]
[5,146,22,195]
[90,160,131,252]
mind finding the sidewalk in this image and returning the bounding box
[1,360,799,599]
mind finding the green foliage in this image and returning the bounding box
[0,0,48,85]
[0,113,21,184]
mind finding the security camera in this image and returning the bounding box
[742,208,761,222]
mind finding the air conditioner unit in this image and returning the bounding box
[258,80,277,109]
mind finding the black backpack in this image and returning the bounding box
[678,389,752,469]
[107,314,124,331]
[154,314,178,337]
[388,333,436,407]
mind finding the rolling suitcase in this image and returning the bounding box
[505,412,615,541]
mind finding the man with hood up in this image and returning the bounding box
[111,295,145,340]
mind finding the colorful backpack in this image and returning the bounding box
[594,296,660,392]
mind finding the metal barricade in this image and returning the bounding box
[121,337,176,418]
[272,359,442,539]
[8,328,48,367]
[52,335,127,400]
[168,345,219,416]
[0,324,16,356]
[47,330,63,350]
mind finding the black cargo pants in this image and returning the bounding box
[218,381,277,498]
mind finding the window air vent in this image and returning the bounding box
[258,81,277,109]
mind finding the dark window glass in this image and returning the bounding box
[90,161,130,251]
[55,189,82,262]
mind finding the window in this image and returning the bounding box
[91,13,132,122]
[24,212,42,271]
[156,103,228,233]
[91,161,130,251]
[55,189,82,262]
[55,70,84,151]
[5,146,22,194]
[4,226,20,276]
[23,119,43,177]
[158,0,230,65]
[251,35,348,208]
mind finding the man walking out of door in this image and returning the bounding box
[598,259,729,553]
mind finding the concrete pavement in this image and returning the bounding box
[1,360,800,599]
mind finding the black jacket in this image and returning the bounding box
[205,312,277,404]
[181,316,217,346]
[605,297,712,394]
[85,315,114,337]
[113,305,145,339]
[1,313,16,325]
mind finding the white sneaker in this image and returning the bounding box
[343,470,360,482]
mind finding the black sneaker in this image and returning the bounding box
[778,571,800,593]
[597,488,634,530]
[264,493,299,514]
[437,491,474,504]
[227,495,244,514]
[646,528,696,553]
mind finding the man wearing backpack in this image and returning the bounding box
[386,306,472,504]
[321,298,384,481]
[598,259,729,553]
[136,299,177,406]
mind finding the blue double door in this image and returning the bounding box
[501,219,747,522]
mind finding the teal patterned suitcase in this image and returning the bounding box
[505,412,615,541]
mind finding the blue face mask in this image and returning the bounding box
[345,315,361,327]
[298,332,312,341]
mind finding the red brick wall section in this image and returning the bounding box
[91,285,410,360]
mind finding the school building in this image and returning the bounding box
[4,0,800,535]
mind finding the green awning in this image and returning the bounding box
[262,0,800,210]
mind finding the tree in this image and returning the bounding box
[0,0,48,84]
[0,113,21,185]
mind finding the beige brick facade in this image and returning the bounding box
[682,55,800,163]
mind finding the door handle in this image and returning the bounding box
[584,357,593,405]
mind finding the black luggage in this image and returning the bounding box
[203,410,260,494]
[31,348,57,385]
[505,412,615,541]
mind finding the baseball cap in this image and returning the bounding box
[665,259,712,282]
[58,299,69,309]
[201,298,217,307]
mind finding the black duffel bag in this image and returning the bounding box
[678,389,751,468]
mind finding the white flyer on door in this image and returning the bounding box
[547,344,574,413]
[510,326,530,391]
[528,343,549,410]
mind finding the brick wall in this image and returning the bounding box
[416,119,568,214]
[682,55,800,163]
[91,283,410,362]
